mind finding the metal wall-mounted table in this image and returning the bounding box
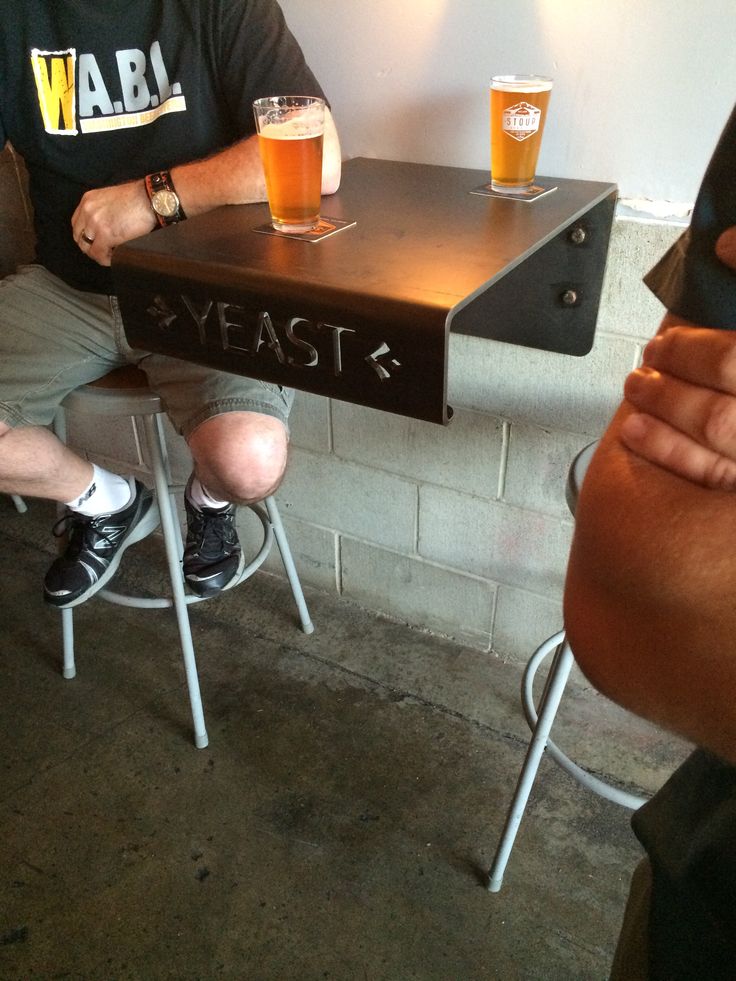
[113,158,617,425]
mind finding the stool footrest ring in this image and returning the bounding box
[522,631,648,810]
[97,503,274,609]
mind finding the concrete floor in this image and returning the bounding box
[0,497,688,981]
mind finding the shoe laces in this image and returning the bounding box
[51,511,116,556]
[188,505,237,556]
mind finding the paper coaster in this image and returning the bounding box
[253,216,356,242]
[470,181,558,202]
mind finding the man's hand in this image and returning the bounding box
[71,180,156,267]
[619,226,736,487]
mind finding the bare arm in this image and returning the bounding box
[564,392,736,764]
[72,107,342,266]
[172,106,342,213]
[565,227,736,764]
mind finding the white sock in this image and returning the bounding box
[65,466,134,516]
[186,475,229,511]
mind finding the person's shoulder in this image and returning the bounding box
[201,0,279,19]
[204,0,277,10]
[206,0,285,30]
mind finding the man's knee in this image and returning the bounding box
[188,412,288,504]
[218,437,287,502]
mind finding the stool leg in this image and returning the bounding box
[51,408,79,680]
[61,608,76,679]
[11,494,27,514]
[264,496,314,634]
[151,411,185,557]
[144,414,208,749]
[487,638,575,892]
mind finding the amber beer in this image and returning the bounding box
[490,76,553,192]
[253,96,325,233]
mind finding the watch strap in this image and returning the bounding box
[144,170,186,227]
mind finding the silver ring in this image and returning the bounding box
[81,231,94,246]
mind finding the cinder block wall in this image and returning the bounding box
[0,147,681,663]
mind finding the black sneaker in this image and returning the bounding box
[183,494,244,597]
[43,480,159,609]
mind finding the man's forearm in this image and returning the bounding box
[171,108,342,217]
[72,109,342,266]
[171,134,267,215]
[564,403,736,764]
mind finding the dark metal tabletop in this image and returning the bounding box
[114,157,617,424]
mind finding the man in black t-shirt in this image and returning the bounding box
[564,106,736,978]
[0,1,341,605]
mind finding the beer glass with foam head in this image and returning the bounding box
[253,95,325,233]
[490,76,553,192]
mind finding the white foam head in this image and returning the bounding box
[491,75,553,93]
[258,117,324,140]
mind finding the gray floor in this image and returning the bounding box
[0,497,688,981]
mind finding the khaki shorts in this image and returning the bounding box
[0,264,294,439]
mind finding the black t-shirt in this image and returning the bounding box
[0,0,325,293]
[645,103,736,329]
[640,104,736,977]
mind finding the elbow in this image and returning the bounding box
[562,534,634,708]
[321,157,342,197]
[563,530,670,720]
[562,566,605,690]
[321,110,342,196]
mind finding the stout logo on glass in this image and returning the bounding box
[502,101,543,141]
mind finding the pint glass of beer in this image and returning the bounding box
[490,76,553,192]
[253,95,325,233]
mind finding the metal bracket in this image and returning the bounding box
[448,192,616,356]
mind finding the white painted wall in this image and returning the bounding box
[281,0,736,208]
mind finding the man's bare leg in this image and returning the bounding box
[182,411,288,596]
[0,422,93,502]
[0,422,158,607]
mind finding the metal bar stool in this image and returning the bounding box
[52,365,314,749]
[487,440,649,893]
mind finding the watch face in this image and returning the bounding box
[152,189,179,218]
